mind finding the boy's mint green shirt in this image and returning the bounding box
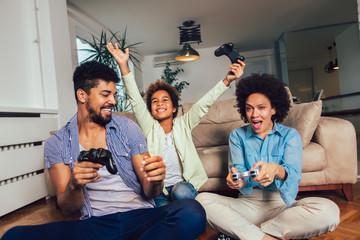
[122,72,229,191]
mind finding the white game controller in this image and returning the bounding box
[232,169,259,182]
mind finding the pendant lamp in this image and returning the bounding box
[175,43,200,61]
[175,20,201,62]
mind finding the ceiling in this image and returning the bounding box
[66,0,358,57]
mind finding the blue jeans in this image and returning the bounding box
[2,199,206,240]
[154,181,198,207]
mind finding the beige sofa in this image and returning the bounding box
[115,97,358,201]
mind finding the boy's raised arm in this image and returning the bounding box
[107,42,130,76]
[107,42,154,134]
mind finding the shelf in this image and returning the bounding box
[0,106,58,114]
[322,91,360,101]
[322,108,360,116]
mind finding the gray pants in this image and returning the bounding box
[196,189,340,240]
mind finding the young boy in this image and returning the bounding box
[107,43,245,206]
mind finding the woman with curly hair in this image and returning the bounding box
[196,74,340,240]
[107,42,245,207]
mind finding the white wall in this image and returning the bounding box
[45,0,75,126]
[0,0,74,215]
[321,23,360,112]
[336,23,360,112]
[337,24,360,95]
[141,47,277,104]
[0,0,51,110]
[0,0,73,125]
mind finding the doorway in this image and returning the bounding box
[288,68,314,103]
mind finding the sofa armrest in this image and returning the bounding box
[312,117,358,184]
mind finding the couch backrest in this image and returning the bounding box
[182,98,247,148]
[114,96,323,149]
[113,111,138,123]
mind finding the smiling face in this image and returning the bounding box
[150,90,176,122]
[84,80,117,126]
[245,93,276,139]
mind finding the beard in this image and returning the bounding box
[86,101,112,126]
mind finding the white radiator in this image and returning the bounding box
[0,112,58,217]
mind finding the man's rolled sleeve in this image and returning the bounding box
[126,121,148,157]
[44,134,64,168]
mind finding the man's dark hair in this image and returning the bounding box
[73,61,120,102]
[235,73,290,123]
[145,80,180,118]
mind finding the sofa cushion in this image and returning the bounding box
[192,121,246,147]
[282,100,322,147]
[183,98,247,147]
[183,98,241,124]
[302,142,326,172]
[300,171,326,186]
[199,177,231,192]
[196,145,229,178]
[113,111,138,123]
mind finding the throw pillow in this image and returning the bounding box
[282,100,322,147]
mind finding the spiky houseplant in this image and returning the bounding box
[161,62,189,98]
[78,29,143,112]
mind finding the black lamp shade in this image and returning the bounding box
[175,43,200,61]
[333,58,339,70]
[325,58,340,73]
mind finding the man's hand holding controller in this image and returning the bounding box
[70,160,102,190]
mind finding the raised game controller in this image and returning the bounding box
[77,148,118,175]
[214,42,245,64]
[232,169,259,182]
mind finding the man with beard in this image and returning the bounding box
[1,61,206,240]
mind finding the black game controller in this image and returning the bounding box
[214,42,245,64]
[77,148,118,175]
[232,169,259,182]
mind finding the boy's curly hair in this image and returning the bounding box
[145,80,180,118]
[235,73,290,123]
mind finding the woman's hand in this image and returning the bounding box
[223,60,245,86]
[226,167,245,189]
[251,161,286,187]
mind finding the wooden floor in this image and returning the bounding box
[1,180,359,239]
